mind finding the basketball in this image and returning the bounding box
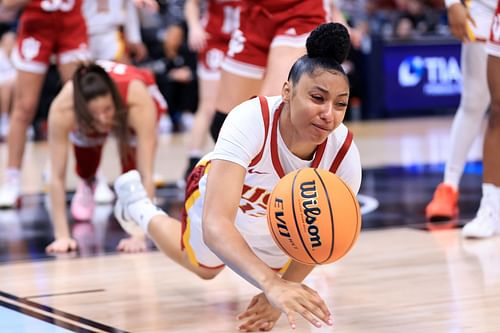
[267,168,361,265]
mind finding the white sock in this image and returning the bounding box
[5,168,20,183]
[444,43,490,188]
[126,198,167,232]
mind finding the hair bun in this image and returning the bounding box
[306,23,350,64]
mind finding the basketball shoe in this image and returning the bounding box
[94,174,115,204]
[0,170,21,208]
[71,180,96,221]
[113,170,148,236]
[425,183,459,221]
[462,184,500,239]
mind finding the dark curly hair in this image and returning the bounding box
[287,23,351,84]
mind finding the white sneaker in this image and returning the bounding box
[462,187,500,239]
[0,176,21,208]
[113,170,147,236]
[94,175,115,204]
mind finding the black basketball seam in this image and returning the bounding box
[335,176,361,260]
[313,169,335,264]
[291,169,319,265]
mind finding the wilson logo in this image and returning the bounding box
[300,180,322,248]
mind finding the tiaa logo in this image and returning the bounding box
[398,56,461,95]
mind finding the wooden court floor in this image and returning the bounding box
[1,116,498,333]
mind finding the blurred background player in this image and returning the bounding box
[83,0,147,64]
[462,1,500,238]
[113,23,361,331]
[0,0,91,207]
[208,0,327,142]
[0,4,17,140]
[183,0,240,177]
[82,0,148,204]
[426,0,496,221]
[45,61,167,253]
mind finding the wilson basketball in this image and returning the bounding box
[267,168,361,265]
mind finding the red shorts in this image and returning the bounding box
[486,3,500,57]
[12,8,90,73]
[222,0,326,79]
[197,40,228,80]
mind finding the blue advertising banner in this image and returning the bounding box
[383,41,462,111]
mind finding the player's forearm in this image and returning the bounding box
[49,178,71,239]
[203,219,279,290]
[281,260,315,283]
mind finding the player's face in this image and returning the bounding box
[87,94,116,133]
[286,70,349,144]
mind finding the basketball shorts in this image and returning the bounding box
[221,0,326,79]
[12,10,90,73]
[181,160,291,270]
[197,39,228,80]
[89,30,126,61]
[486,4,500,57]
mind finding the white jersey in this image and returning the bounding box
[184,96,361,269]
[83,0,141,43]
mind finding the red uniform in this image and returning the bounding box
[221,0,326,79]
[72,61,167,180]
[198,0,240,80]
[12,0,90,73]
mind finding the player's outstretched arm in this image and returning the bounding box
[203,160,332,329]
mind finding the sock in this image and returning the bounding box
[210,110,228,142]
[5,168,20,183]
[126,197,167,232]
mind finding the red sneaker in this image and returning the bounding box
[425,183,459,221]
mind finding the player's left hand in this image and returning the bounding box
[116,235,147,253]
[237,293,281,332]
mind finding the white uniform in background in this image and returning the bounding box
[83,0,142,60]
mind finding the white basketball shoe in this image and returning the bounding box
[0,172,21,208]
[113,170,148,236]
[462,184,500,239]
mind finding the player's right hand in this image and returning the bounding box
[263,277,333,329]
[447,3,476,42]
[45,237,78,253]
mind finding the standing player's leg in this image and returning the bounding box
[462,8,500,237]
[260,45,307,96]
[0,70,46,207]
[185,77,220,177]
[426,42,490,221]
[210,70,262,141]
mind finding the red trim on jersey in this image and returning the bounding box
[270,103,285,178]
[270,104,329,177]
[249,96,271,168]
[311,140,327,168]
[329,130,353,173]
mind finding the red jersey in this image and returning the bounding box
[96,60,167,116]
[203,0,240,43]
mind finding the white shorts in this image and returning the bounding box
[486,10,500,57]
[89,30,125,61]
